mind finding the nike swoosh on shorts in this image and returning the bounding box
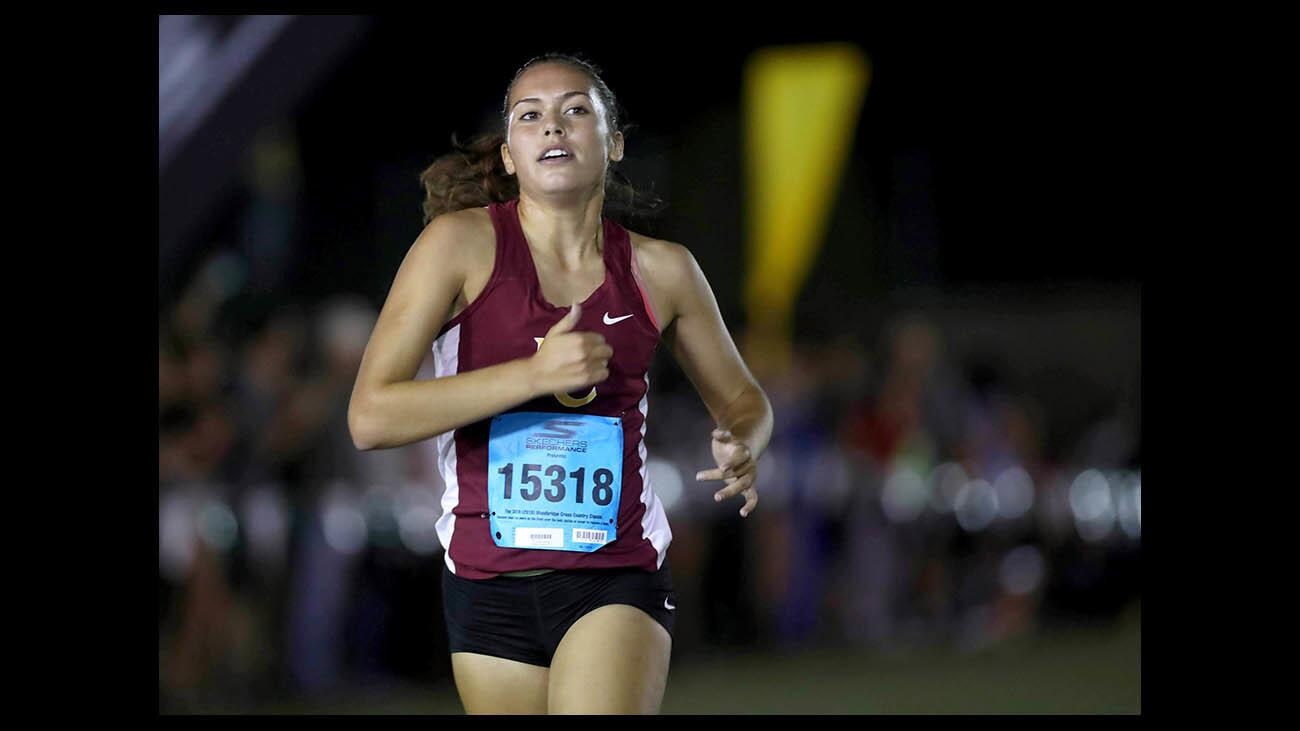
[604,312,634,325]
[664,598,676,611]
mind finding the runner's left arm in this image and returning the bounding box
[659,242,773,517]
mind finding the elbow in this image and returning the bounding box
[348,397,379,451]
[738,380,772,416]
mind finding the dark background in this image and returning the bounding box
[162,17,1138,307]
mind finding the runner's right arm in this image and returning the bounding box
[348,212,611,451]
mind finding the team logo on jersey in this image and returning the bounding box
[534,337,598,407]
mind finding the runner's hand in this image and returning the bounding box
[696,428,758,517]
[528,301,614,396]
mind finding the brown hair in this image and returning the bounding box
[419,53,664,225]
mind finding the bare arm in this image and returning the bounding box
[349,212,612,451]
[658,243,774,515]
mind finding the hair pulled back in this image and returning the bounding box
[419,53,663,225]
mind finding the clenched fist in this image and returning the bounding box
[527,301,614,398]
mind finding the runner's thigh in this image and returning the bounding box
[547,604,672,714]
[451,652,549,714]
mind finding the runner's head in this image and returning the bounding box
[499,55,624,203]
[419,53,662,224]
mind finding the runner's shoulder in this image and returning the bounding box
[415,206,496,273]
[626,230,693,284]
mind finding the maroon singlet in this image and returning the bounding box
[432,199,671,579]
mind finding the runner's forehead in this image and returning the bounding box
[508,64,596,107]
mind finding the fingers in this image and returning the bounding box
[548,300,582,335]
[704,473,758,517]
[709,471,754,500]
[695,467,725,481]
[575,333,610,361]
[694,451,753,482]
[562,333,612,381]
[740,487,758,518]
[586,341,613,381]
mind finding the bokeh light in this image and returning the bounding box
[955,478,999,532]
[999,545,1046,596]
[198,497,239,552]
[240,483,288,572]
[882,464,928,523]
[1115,471,1142,540]
[394,482,442,555]
[993,466,1034,520]
[647,457,684,514]
[159,489,197,582]
[398,506,442,556]
[1070,469,1115,542]
[322,485,367,555]
[928,462,968,514]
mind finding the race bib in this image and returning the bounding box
[487,412,623,552]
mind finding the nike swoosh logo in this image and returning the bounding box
[604,312,634,325]
[664,598,676,611]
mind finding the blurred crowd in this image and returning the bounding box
[158,248,1140,710]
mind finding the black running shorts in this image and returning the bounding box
[441,560,677,668]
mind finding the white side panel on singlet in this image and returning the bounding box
[637,372,672,568]
[431,323,462,574]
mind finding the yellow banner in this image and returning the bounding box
[743,44,870,372]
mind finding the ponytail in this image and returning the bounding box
[419,131,517,225]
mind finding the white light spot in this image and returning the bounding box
[955,479,999,532]
[398,506,442,555]
[240,484,288,571]
[397,482,440,512]
[648,457,684,514]
[1117,472,1141,539]
[1069,469,1112,521]
[928,462,968,513]
[881,465,928,523]
[999,545,1046,596]
[198,499,239,552]
[1071,469,1116,542]
[322,489,367,555]
[1118,502,1141,538]
[159,491,197,581]
[1134,476,1141,525]
[993,466,1034,520]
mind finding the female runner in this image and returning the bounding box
[348,53,773,714]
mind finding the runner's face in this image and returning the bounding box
[502,63,624,196]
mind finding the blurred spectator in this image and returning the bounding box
[275,295,408,694]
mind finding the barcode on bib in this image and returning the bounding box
[573,529,608,544]
[514,527,564,548]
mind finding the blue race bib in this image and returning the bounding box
[487,412,623,552]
